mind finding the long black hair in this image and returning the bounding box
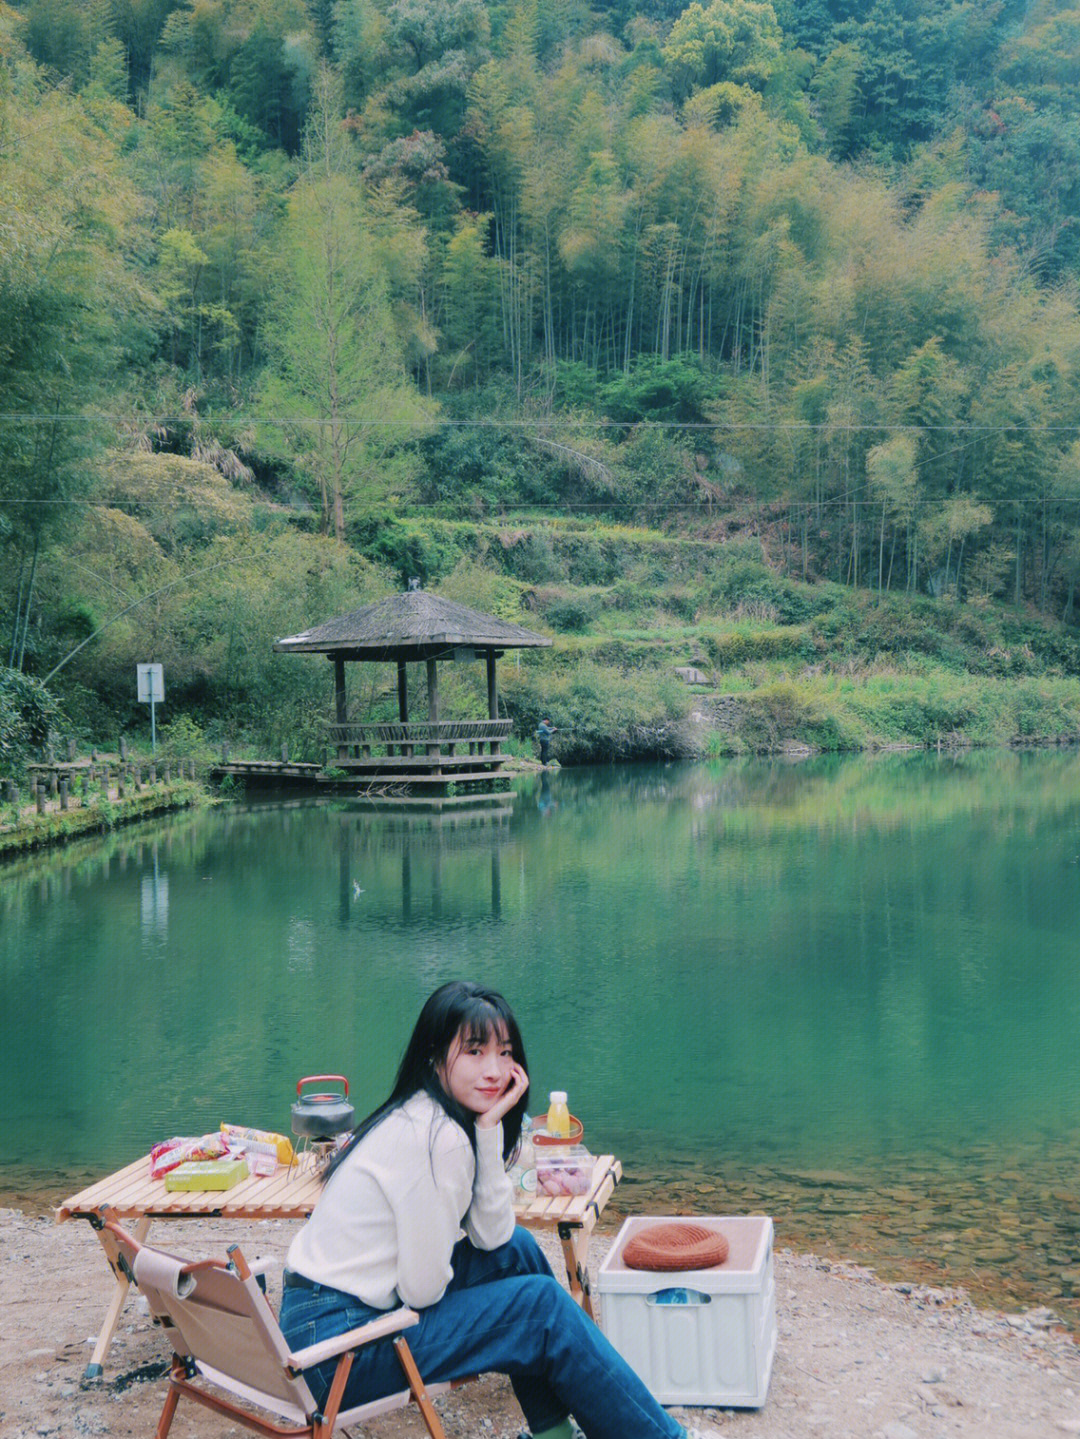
[323,980,530,1182]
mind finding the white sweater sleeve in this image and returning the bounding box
[386,1117,476,1310]
[463,1122,516,1251]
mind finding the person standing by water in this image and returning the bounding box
[536,717,557,766]
[279,980,724,1439]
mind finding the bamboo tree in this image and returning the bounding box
[260,67,435,540]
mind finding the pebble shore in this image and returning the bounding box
[5,1208,1080,1439]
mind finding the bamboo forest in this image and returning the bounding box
[5,0,1080,763]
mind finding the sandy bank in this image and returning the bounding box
[3,1209,1080,1439]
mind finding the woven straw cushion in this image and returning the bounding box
[622,1222,729,1272]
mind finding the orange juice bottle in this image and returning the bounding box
[547,1090,571,1138]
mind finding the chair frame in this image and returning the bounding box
[94,1207,458,1439]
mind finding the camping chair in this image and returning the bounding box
[94,1207,456,1439]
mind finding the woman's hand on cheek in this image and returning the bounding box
[475,1062,529,1128]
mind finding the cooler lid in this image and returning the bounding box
[597,1215,773,1294]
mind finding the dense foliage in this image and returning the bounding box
[4,0,1080,760]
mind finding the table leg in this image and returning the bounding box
[557,1217,597,1322]
[84,1215,151,1380]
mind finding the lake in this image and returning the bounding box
[4,751,1080,1323]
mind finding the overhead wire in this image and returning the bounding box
[0,412,1079,433]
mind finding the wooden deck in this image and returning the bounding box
[210,760,323,785]
[325,719,515,800]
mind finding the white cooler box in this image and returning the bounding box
[597,1216,776,1408]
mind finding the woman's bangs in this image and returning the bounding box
[460,998,510,1047]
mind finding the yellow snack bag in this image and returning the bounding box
[220,1123,295,1166]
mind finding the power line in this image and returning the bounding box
[0,413,1079,434]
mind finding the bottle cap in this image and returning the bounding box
[549,1090,567,1104]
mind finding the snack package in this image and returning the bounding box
[220,1123,295,1166]
[242,1149,279,1178]
[150,1133,230,1180]
[535,1145,593,1197]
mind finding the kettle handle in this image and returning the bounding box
[297,1074,349,1097]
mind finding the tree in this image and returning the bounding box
[866,433,916,590]
[0,47,150,672]
[662,0,782,106]
[261,69,435,540]
[917,494,993,598]
[438,213,501,386]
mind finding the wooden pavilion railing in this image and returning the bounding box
[330,719,512,762]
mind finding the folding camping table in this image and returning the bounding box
[57,1149,622,1379]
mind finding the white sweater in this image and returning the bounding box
[285,1091,516,1310]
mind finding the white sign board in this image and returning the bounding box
[137,663,164,703]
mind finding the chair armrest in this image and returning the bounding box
[287,1308,419,1371]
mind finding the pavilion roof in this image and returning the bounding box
[273,590,552,657]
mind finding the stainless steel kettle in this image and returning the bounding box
[291,1075,356,1141]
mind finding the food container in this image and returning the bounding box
[530,1113,585,1146]
[535,1144,594,1197]
[164,1158,250,1192]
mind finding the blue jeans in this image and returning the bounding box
[278,1228,684,1439]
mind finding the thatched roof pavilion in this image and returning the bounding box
[274,590,550,799]
[275,590,550,659]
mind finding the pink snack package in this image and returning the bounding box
[149,1133,230,1179]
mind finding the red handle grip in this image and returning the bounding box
[297,1074,349,1097]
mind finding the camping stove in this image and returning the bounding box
[290,1075,355,1176]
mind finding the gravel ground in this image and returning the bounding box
[4,1207,1080,1439]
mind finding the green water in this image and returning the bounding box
[5,751,1080,1316]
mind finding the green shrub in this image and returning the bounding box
[414,424,561,512]
[0,668,63,775]
[599,356,713,426]
[517,530,562,583]
[541,592,600,632]
[610,577,652,612]
[501,656,691,762]
[737,682,845,751]
[700,625,809,667]
[711,562,823,624]
[662,587,700,622]
[356,514,468,585]
[156,714,212,763]
[556,534,621,585]
[436,559,530,624]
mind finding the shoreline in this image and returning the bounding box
[7,1144,1080,1345]
[4,737,1078,861]
[3,1205,1080,1439]
[0,780,209,860]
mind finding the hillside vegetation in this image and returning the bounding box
[4,0,1080,765]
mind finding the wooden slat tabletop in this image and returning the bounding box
[58,1152,621,1228]
[57,1152,325,1223]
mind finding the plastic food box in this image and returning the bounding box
[164,1158,250,1191]
[597,1216,776,1408]
[535,1144,593,1197]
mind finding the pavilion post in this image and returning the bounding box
[397,660,411,756]
[334,657,348,761]
[486,650,500,755]
[426,657,440,762]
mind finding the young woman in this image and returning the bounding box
[280,981,722,1439]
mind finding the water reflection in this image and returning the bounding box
[139,847,169,940]
[6,752,1080,1319]
[331,806,514,927]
